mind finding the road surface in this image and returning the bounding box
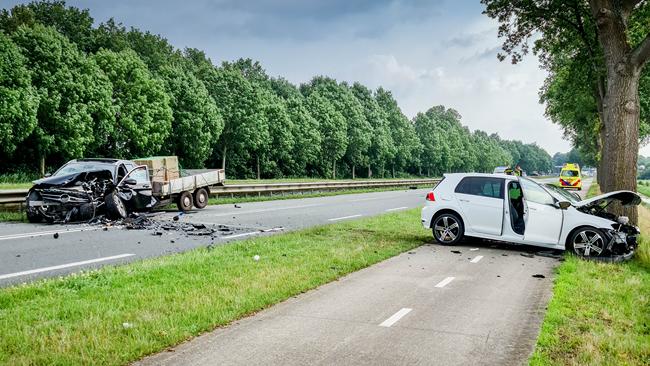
[0,188,431,286]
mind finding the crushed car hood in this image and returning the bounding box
[32,169,114,188]
[575,190,641,208]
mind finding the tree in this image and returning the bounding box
[93,49,172,158]
[351,83,393,177]
[304,92,347,178]
[302,77,371,178]
[0,32,38,157]
[0,0,95,51]
[11,24,114,173]
[158,63,223,168]
[482,0,650,222]
[376,87,420,177]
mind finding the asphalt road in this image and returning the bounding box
[0,188,431,286]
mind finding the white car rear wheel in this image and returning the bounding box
[432,213,464,245]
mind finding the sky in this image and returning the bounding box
[3,0,590,156]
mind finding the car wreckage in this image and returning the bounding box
[26,158,225,223]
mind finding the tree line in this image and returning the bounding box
[0,1,553,179]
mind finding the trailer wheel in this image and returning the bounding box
[193,188,209,209]
[177,191,193,211]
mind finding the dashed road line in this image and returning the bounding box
[328,214,362,221]
[385,206,408,212]
[0,253,135,280]
[470,255,484,263]
[379,308,412,327]
[435,276,455,288]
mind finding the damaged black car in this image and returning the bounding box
[26,159,156,223]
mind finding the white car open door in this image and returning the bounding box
[519,178,563,246]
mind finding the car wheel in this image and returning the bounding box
[105,190,128,219]
[568,227,606,257]
[193,188,209,209]
[176,191,193,211]
[432,213,464,245]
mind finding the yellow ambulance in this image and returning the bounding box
[559,163,582,190]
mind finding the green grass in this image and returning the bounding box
[0,211,26,222]
[0,183,32,190]
[530,182,650,366]
[0,209,428,365]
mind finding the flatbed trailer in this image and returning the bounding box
[149,169,225,211]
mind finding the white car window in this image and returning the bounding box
[520,178,555,205]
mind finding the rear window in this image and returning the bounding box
[455,177,504,199]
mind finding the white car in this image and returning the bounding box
[421,173,640,258]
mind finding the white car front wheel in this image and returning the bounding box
[569,227,606,257]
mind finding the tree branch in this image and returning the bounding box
[631,32,650,68]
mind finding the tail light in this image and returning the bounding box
[426,191,435,201]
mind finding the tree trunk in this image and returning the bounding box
[221,145,227,171]
[392,165,395,178]
[40,156,45,176]
[332,159,336,179]
[600,67,640,222]
[352,165,355,179]
[368,166,372,178]
[256,155,260,180]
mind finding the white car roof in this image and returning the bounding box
[443,173,519,180]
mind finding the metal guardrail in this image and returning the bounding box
[0,179,440,206]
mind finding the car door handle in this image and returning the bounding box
[459,199,470,202]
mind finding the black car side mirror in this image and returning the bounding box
[122,178,137,186]
[556,201,571,210]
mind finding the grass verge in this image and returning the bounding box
[0,209,428,365]
[530,183,650,366]
[0,211,27,223]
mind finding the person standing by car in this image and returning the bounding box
[514,165,523,176]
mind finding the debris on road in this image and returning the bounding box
[451,250,461,254]
[535,250,564,259]
[532,274,546,279]
[53,233,59,239]
[469,248,479,251]
[234,204,241,208]
[520,253,535,258]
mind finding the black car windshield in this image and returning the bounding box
[53,162,114,177]
[544,183,580,204]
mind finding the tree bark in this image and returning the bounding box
[588,0,648,223]
[368,166,372,178]
[256,155,260,180]
[332,159,336,179]
[352,165,355,179]
[221,145,227,171]
[40,156,45,176]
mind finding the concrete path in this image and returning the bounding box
[136,243,558,366]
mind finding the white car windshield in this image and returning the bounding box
[54,162,114,177]
[544,183,580,204]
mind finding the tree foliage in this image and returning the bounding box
[0,0,556,180]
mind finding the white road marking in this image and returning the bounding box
[328,214,362,221]
[204,203,323,217]
[470,255,484,263]
[0,227,100,241]
[223,231,259,239]
[379,308,412,327]
[385,206,408,212]
[0,253,135,280]
[435,276,455,288]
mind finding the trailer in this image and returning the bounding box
[149,169,225,211]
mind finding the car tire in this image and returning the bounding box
[193,188,209,209]
[568,227,606,257]
[105,190,128,219]
[176,191,193,211]
[432,212,464,245]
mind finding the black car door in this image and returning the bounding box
[119,165,156,211]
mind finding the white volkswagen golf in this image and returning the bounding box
[421,173,640,258]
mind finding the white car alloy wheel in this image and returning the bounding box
[571,228,606,257]
[433,214,463,244]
